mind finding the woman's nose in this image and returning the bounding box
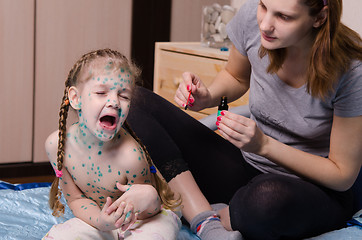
[259,14,275,33]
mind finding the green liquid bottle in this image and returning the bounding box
[217,96,228,117]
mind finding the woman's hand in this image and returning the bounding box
[216,111,268,154]
[174,72,211,111]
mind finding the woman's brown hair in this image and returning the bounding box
[49,49,180,217]
[259,0,362,99]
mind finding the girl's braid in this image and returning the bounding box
[49,52,95,216]
[123,121,181,210]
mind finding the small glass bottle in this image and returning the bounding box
[217,96,228,116]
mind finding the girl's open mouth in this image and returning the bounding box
[99,115,117,130]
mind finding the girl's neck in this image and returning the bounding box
[74,123,113,153]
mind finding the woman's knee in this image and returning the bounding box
[229,174,303,239]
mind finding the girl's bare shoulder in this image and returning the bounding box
[114,129,149,171]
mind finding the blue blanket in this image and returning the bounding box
[0,181,360,240]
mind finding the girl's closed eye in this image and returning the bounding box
[118,92,130,100]
[95,90,106,95]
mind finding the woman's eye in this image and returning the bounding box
[279,14,291,21]
[96,91,106,95]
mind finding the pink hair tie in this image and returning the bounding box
[55,169,63,178]
[323,0,328,5]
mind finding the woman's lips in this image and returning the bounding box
[262,32,277,42]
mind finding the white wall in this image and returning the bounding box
[342,0,362,36]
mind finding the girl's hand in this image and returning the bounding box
[106,183,161,221]
[174,72,211,111]
[98,197,127,231]
[216,111,268,154]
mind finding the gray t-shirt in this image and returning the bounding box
[226,0,362,177]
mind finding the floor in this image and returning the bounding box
[2,175,54,184]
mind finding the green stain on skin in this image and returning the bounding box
[98,151,102,155]
[125,211,132,219]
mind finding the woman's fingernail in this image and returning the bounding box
[221,111,225,116]
[187,85,190,91]
[190,98,194,104]
[216,121,220,126]
[217,116,222,121]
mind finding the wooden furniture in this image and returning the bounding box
[0,0,132,167]
[153,42,249,120]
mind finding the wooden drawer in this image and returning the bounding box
[154,42,248,119]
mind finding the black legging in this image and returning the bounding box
[127,86,354,240]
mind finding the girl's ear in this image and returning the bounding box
[313,6,328,28]
[68,86,81,110]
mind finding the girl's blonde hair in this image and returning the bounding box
[49,49,180,217]
[259,0,362,99]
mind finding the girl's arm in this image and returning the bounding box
[60,168,118,231]
[46,132,119,231]
[117,154,161,219]
[218,113,362,191]
[105,141,161,225]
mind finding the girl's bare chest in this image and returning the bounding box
[64,153,127,194]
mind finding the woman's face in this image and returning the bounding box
[257,0,316,50]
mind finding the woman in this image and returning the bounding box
[129,0,362,239]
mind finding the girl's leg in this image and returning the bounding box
[229,174,354,240]
[120,209,181,240]
[43,218,117,240]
